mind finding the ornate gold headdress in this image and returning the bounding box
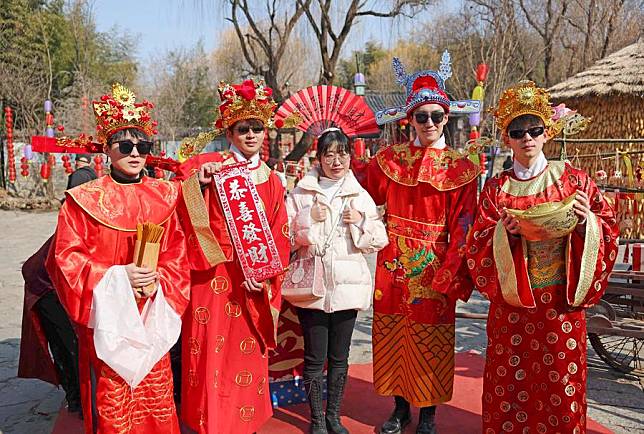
[92,83,157,144]
[215,79,278,129]
[177,78,301,162]
[494,80,554,133]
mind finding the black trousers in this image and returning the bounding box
[296,308,358,377]
[34,291,81,403]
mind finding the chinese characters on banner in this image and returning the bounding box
[214,163,284,281]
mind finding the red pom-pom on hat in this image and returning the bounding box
[412,76,439,92]
[237,85,256,101]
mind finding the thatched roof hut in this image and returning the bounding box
[546,41,644,241]
[547,40,644,140]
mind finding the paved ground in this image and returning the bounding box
[0,210,642,433]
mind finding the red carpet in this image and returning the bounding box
[53,352,612,434]
[264,352,613,434]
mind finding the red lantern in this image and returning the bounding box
[479,153,487,172]
[40,163,51,182]
[20,157,30,177]
[5,106,16,182]
[94,155,104,177]
[476,63,489,82]
[398,118,409,127]
[469,130,480,141]
[62,155,73,174]
[261,135,270,161]
[353,138,366,159]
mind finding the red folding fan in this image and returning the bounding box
[275,85,380,137]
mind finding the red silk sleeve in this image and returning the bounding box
[565,171,619,308]
[157,210,191,317]
[466,178,508,305]
[176,182,234,272]
[46,200,110,326]
[352,157,388,206]
[431,180,477,302]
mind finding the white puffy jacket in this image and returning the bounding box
[286,168,388,312]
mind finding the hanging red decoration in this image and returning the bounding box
[20,157,30,178]
[311,138,318,152]
[40,162,51,182]
[261,134,270,161]
[476,63,489,82]
[469,129,480,141]
[62,154,73,174]
[48,153,56,167]
[353,138,366,159]
[94,154,104,177]
[479,153,487,172]
[5,106,16,183]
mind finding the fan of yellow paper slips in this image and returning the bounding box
[135,222,164,267]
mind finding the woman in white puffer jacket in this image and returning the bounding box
[286,129,388,434]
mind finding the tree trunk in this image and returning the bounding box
[284,134,314,162]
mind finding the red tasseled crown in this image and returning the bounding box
[412,76,439,92]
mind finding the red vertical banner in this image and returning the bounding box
[213,163,283,281]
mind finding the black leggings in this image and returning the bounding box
[296,308,358,377]
[34,291,80,402]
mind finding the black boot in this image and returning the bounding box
[416,406,437,434]
[304,374,328,434]
[325,367,349,434]
[380,396,411,434]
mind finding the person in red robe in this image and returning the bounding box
[18,155,100,415]
[353,57,479,434]
[46,84,190,434]
[175,79,291,434]
[466,81,619,434]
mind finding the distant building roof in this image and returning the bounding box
[364,91,406,113]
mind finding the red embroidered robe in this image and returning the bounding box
[466,162,619,434]
[354,141,479,407]
[176,151,290,434]
[46,175,190,434]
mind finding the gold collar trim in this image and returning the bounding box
[501,161,566,197]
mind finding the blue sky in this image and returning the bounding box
[93,0,459,62]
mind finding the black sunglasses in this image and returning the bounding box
[414,111,445,125]
[508,126,545,140]
[113,140,153,155]
[235,125,265,134]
